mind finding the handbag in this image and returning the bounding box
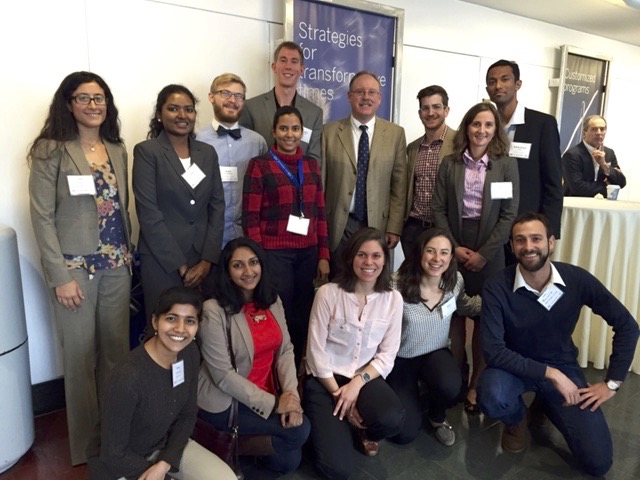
[191,312,243,480]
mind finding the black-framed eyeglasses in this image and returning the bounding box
[72,94,106,105]
[214,90,245,101]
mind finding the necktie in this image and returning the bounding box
[216,125,242,140]
[354,125,369,223]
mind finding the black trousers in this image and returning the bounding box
[387,349,462,444]
[303,375,405,479]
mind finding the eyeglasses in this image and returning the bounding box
[214,90,245,101]
[71,94,106,105]
[350,89,381,97]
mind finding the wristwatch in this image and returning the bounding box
[358,372,371,384]
[605,379,621,391]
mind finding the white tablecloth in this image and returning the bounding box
[554,196,640,374]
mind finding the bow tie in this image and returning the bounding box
[217,126,242,140]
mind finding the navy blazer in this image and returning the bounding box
[562,142,626,197]
[132,131,225,273]
[512,108,564,238]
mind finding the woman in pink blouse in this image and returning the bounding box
[197,237,310,474]
[304,227,404,480]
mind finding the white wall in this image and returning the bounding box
[2,0,639,384]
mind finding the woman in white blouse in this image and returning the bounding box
[388,228,480,447]
[304,227,404,480]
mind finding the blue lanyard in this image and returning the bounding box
[269,150,305,217]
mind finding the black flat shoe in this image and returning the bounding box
[464,399,481,415]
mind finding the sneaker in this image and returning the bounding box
[431,420,456,447]
[501,416,529,453]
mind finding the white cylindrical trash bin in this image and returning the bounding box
[0,225,35,473]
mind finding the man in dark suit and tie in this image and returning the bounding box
[322,71,407,275]
[240,41,323,160]
[562,115,626,197]
[486,59,563,263]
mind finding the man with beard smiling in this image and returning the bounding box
[401,85,456,258]
[477,212,639,477]
[197,73,267,247]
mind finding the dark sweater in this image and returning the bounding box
[481,262,639,382]
[87,341,200,479]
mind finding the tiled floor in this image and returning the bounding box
[2,366,639,479]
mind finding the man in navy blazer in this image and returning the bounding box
[486,60,563,253]
[562,115,626,197]
[240,41,323,160]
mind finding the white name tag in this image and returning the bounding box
[172,359,185,387]
[538,284,564,311]
[67,175,96,196]
[182,163,206,189]
[302,127,312,144]
[491,182,513,199]
[509,141,532,159]
[441,297,457,318]
[286,215,310,236]
[219,166,238,182]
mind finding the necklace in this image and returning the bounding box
[80,139,101,152]
[248,312,267,323]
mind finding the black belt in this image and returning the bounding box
[407,217,435,229]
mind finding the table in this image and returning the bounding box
[554,196,640,374]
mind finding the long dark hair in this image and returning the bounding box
[28,71,122,163]
[336,227,392,293]
[452,102,508,161]
[214,237,278,314]
[147,84,198,139]
[397,228,458,303]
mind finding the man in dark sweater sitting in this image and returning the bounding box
[477,212,639,477]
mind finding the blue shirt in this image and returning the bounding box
[197,121,267,246]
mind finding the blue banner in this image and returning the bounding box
[559,53,607,155]
[293,0,395,122]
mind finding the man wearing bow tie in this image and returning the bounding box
[197,73,267,247]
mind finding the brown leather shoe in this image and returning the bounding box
[354,428,379,457]
[501,415,529,453]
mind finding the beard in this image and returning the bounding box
[517,248,550,272]
[214,102,240,124]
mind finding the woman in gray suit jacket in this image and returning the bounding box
[28,71,132,465]
[133,85,225,318]
[197,237,310,474]
[433,102,519,414]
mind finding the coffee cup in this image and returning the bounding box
[606,184,620,200]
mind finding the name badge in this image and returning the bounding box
[182,163,206,189]
[67,175,96,196]
[302,127,312,144]
[538,284,564,311]
[219,166,238,182]
[172,359,185,387]
[441,297,457,318]
[509,142,532,159]
[491,182,513,199]
[286,215,310,236]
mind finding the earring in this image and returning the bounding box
[154,330,158,336]
[192,335,196,341]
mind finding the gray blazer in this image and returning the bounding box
[29,139,132,288]
[197,297,298,419]
[132,131,225,273]
[239,88,323,161]
[432,153,520,263]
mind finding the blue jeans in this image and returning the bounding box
[198,403,310,474]
[477,365,613,476]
